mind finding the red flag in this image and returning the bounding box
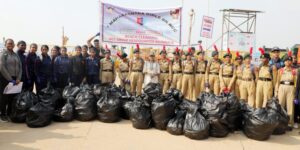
[137,17,143,25]
[213,44,218,51]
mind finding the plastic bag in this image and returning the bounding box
[75,90,96,121]
[53,98,74,122]
[97,90,122,123]
[10,91,38,123]
[151,95,177,130]
[266,97,289,135]
[143,83,162,99]
[63,85,80,99]
[165,88,184,103]
[125,99,152,129]
[26,101,54,128]
[224,93,242,131]
[167,109,186,135]
[38,85,62,108]
[183,103,209,140]
[119,89,133,120]
[93,84,108,99]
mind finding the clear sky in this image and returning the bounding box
[0,0,299,49]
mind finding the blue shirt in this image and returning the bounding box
[86,57,100,75]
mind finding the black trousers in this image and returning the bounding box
[295,104,300,123]
[0,75,16,116]
[56,73,69,89]
[71,74,84,86]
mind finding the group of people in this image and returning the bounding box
[0,34,300,129]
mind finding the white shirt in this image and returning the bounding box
[143,60,160,86]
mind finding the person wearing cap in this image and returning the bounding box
[234,52,243,98]
[129,44,144,96]
[256,48,277,108]
[239,52,258,107]
[194,47,207,98]
[143,51,160,87]
[100,46,115,85]
[205,45,222,95]
[275,51,297,128]
[181,48,195,100]
[219,48,236,94]
[116,52,130,91]
[70,46,85,86]
[158,46,171,94]
[170,47,183,90]
[270,47,284,70]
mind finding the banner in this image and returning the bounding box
[200,16,214,39]
[227,32,256,52]
[101,3,182,46]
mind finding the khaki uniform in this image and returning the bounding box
[171,59,182,90]
[240,64,257,107]
[194,60,207,98]
[275,67,297,125]
[159,58,171,94]
[100,58,115,84]
[181,60,195,100]
[206,59,221,95]
[129,57,144,96]
[235,64,243,98]
[256,65,277,108]
[219,63,236,93]
[117,59,130,91]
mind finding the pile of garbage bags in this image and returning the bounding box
[10,83,289,141]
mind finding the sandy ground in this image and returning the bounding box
[0,120,299,150]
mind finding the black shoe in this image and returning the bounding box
[0,115,8,123]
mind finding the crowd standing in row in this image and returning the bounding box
[0,34,300,129]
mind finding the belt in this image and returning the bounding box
[121,71,129,73]
[132,70,142,72]
[173,71,182,74]
[196,71,206,74]
[161,71,169,73]
[242,78,253,81]
[184,72,194,75]
[280,81,294,85]
[222,75,233,78]
[259,77,272,82]
[102,69,113,72]
[209,72,219,75]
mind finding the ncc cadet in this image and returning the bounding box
[194,44,207,98]
[239,51,258,107]
[54,47,71,89]
[82,45,90,59]
[116,51,130,91]
[219,48,236,93]
[34,45,52,92]
[234,51,243,98]
[270,47,284,70]
[85,47,100,85]
[70,46,85,86]
[100,45,115,85]
[275,51,297,127]
[158,46,172,94]
[256,48,277,108]
[170,47,183,90]
[129,44,144,96]
[205,45,222,95]
[16,41,28,90]
[181,48,195,100]
[25,43,38,91]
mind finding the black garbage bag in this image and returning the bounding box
[183,102,209,140]
[143,83,162,99]
[38,85,62,109]
[53,98,74,122]
[26,101,54,128]
[80,83,93,92]
[199,93,229,137]
[242,104,279,141]
[151,95,177,130]
[93,84,108,99]
[75,90,96,121]
[10,91,38,123]
[266,97,289,135]
[62,85,80,99]
[97,89,122,123]
[167,109,186,135]
[125,99,152,129]
[224,93,242,131]
[120,88,133,120]
[165,88,184,103]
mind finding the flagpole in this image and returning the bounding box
[188,9,195,46]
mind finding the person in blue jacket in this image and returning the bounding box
[16,41,28,90]
[85,47,100,84]
[34,45,52,92]
[269,47,284,69]
[54,47,71,89]
[71,46,85,86]
[50,46,60,87]
[25,43,38,91]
